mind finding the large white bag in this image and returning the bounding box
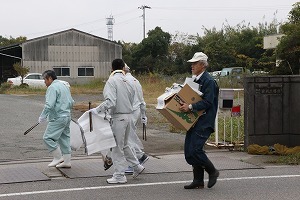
[70,119,86,151]
[70,111,116,155]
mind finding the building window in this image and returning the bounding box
[78,67,94,76]
[53,67,70,76]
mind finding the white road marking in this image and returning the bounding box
[0,174,300,197]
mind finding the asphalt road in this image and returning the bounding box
[0,93,185,161]
[0,94,300,200]
[0,165,299,200]
[0,94,90,161]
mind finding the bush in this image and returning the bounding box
[0,82,12,93]
[19,83,29,88]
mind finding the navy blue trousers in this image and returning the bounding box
[184,127,212,166]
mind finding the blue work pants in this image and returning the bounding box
[184,127,212,166]
[43,116,71,154]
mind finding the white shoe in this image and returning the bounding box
[56,162,71,168]
[107,175,127,184]
[56,154,71,168]
[133,164,145,178]
[48,147,63,167]
[48,158,63,167]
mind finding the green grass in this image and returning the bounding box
[276,153,300,165]
[70,78,106,94]
[267,153,300,165]
[0,83,46,95]
[0,78,106,95]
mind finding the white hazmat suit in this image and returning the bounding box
[92,70,144,183]
[125,71,147,159]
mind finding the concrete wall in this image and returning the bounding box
[244,75,300,147]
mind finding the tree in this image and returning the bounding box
[166,32,198,74]
[132,27,171,73]
[13,62,29,85]
[121,14,284,76]
[0,36,26,47]
[198,28,236,72]
[276,2,300,74]
[119,41,137,69]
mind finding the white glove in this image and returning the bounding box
[38,116,47,123]
[89,108,99,115]
[141,116,147,125]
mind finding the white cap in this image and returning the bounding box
[187,52,208,62]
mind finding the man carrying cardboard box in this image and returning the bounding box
[179,52,220,189]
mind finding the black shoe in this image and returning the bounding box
[104,156,113,171]
[207,170,219,188]
[184,181,204,189]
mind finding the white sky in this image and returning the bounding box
[0,0,297,43]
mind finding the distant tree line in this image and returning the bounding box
[120,2,300,75]
[0,36,26,47]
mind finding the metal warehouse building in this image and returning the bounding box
[0,28,122,84]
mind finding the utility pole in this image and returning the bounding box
[138,5,151,39]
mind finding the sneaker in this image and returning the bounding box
[133,164,145,178]
[104,156,113,171]
[125,166,133,175]
[107,175,127,184]
[139,154,149,165]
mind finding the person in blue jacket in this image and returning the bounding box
[39,70,74,168]
[180,52,220,189]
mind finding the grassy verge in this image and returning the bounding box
[0,83,46,95]
[0,78,107,95]
[70,78,106,95]
[267,153,300,165]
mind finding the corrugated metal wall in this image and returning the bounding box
[22,29,122,84]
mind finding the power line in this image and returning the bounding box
[21,9,138,39]
[152,5,292,11]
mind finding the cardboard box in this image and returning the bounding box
[157,84,204,131]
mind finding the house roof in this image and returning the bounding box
[25,28,120,45]
[0,28,120,51]
[0,43,22,52]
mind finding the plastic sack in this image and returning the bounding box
[79,111,116,155]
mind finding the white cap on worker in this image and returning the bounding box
[187,52,208,62]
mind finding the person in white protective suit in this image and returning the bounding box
[123,64,149,173]
[103,64,149,174]
[89,59,145,184]
[39,70,74,168]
